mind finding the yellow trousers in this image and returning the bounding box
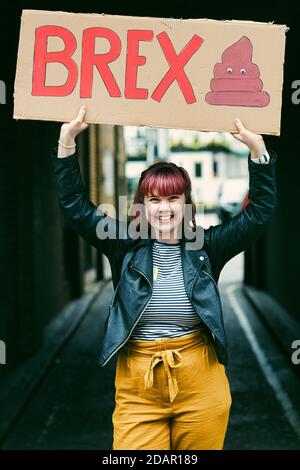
[112,330,232,450]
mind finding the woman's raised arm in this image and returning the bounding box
[204,119,277,279]
[52,107,133,272]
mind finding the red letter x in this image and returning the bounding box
[152,32,204,103]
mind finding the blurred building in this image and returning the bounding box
[169,144,248,211]
[125,126,248,211]
[125,126,169,201]
[88,124,127,281]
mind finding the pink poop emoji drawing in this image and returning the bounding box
[205,36,270,107]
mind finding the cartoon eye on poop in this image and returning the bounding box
[226,67,246,75]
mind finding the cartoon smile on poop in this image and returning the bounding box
[205,36,270,107]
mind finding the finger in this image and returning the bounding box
[78,106,86,123]
[234,118,245,134]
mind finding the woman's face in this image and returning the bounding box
[143,192,186,241]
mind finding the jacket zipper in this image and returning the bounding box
[188,272,216,341]
[201,269,224,344]
[108,280,120,313]
[100,264,153,367]
[202,269,221,298]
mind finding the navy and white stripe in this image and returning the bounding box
[130,239,208,341]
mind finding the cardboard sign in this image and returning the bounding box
[14,10,287,135]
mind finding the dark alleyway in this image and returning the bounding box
[1,279,300,450]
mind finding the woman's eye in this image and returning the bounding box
[227,67,233,74]
[240,68,246,75]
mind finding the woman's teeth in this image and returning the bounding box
[158,214,174,221]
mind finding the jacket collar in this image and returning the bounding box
[130,226,206,286]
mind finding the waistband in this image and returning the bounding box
[123,329,209,357]
[121,330,210,404]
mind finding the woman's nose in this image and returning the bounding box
[159,200,171,210]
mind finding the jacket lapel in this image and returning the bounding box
[181,243,208,299]
[129,239,153,285]
[130,233,207,294]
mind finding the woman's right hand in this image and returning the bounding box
[58,106,89,158]
[59,105,89,143]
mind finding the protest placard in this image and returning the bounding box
[14,10,287,134]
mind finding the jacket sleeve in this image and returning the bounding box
[51,148,131,261]
[204,149,277,276]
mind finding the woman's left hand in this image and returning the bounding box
[232,118,267,159]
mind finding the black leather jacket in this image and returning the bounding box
[51,148,277,367]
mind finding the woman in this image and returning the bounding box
[52,106,277,450]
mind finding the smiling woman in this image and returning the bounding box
[131,160,196,244]
[144,192,186,242]
[52,106,277,450]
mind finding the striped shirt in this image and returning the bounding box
[130,239,208,341]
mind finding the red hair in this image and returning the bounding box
[129,161,196,232]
